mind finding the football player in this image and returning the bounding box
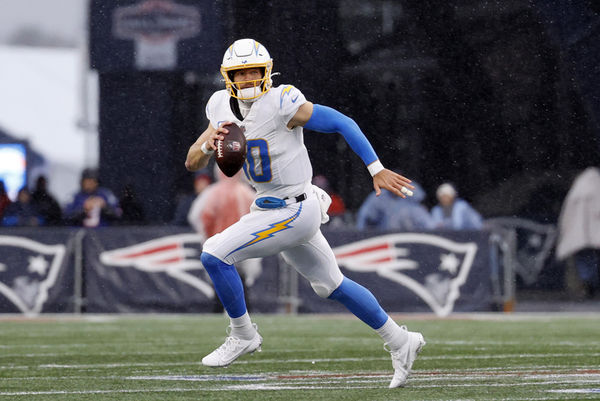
[185,38,425,388]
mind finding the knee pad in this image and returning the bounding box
[202,236,218,257]
[311,282,335,298]
[310,274,344,298]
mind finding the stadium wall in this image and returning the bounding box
[0,227,496,316]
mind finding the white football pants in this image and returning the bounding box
[202,193,344,298]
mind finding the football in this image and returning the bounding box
[215,122,247,177]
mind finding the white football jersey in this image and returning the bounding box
[205,84,313,199]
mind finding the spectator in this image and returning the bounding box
[64,168,121,227]
[312,174,347,226]
[1,187,42,226]
[188,167,262,309]
[30,175,62,225]
[119,184,146,224]
[556,167,600,298]
[172,170,212,226]
[0,180,10,221]
[188,167,255,241]
[357,180,434,231]
[431,183,482,230]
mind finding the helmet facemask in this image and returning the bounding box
[221,62,273,102]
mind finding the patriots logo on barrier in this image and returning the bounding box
[332,233,477,316]
[0,236,66,315]
[99,234,215,298]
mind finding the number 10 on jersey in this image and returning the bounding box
[243,139,272,182]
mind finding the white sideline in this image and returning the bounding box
[27,352,600,370]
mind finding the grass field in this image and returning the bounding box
[1,313,599,401]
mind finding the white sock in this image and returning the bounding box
[376,317,408,350]
[229,312,255,340]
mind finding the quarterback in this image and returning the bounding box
[185,38,425,388]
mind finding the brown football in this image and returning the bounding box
[215,123,247,177]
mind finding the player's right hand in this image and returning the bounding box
[205,122,231,151]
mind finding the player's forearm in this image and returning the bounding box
[186,125,217,171]
[185,142,211,171]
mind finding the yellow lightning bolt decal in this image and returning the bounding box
[280,85,294,108]
[226,204,302,257]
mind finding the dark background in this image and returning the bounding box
[91,0,600,224]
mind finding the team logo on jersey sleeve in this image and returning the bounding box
[280,85,295,108]
[333,233,477,316]
[0,236,66,314]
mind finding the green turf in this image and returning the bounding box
[1,314,599,400]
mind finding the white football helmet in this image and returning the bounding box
[220,39,274,101]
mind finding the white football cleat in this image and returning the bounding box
[386,329,426,388]
[201,324,263,367]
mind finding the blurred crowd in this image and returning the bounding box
[0,169,124,228]
[0,168,483,231]
[326,176,483,232]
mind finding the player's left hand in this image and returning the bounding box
[373,169,414,198]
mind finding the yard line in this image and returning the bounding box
[419,352,600,360]
[223,384,380,390]
[407,379,600,389]
[2,376,122,381]
[0,350,202,358]
[0,388,199,397]
[38,362,201,369]
[432,340,600,347]
[25,353,600,370]
[0,387,377,397]
[0,344,88,349]
[548,389,600,394]
[0,392,575,401]
[223,379,600,391]
[5,351,600,360]
[0,341,191,349]
[4,369,600,382]
[127,374,267,382]
[2,340,598,350]
[245,353,600,364]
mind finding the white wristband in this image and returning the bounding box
[200,141,214,155]
[367,160,384,177]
